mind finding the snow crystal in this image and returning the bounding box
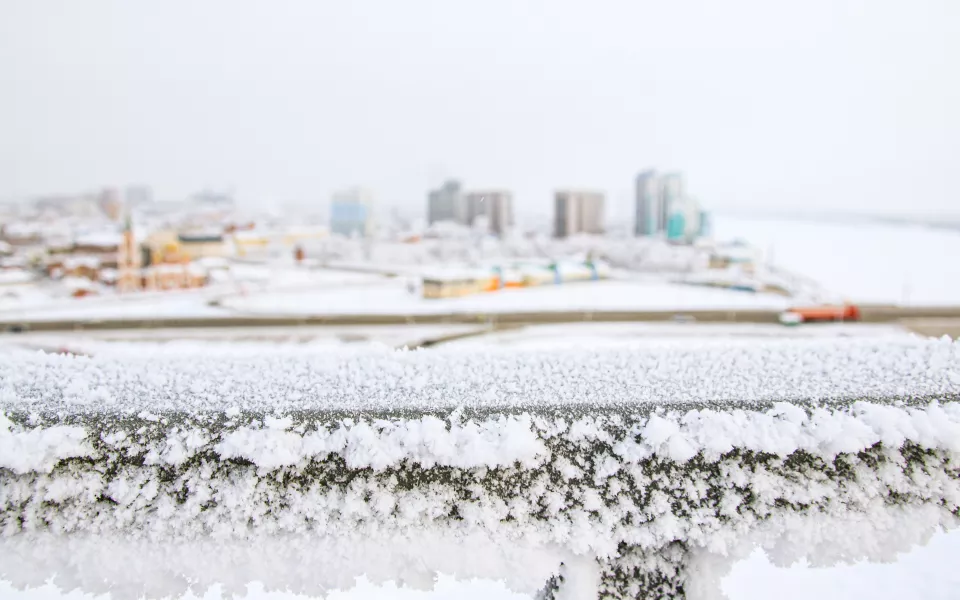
[0,414,92,474]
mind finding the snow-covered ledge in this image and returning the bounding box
[1,339,959,599]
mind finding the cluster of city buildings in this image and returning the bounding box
[332,170,708,242]
[0,170,715,301]
[0,186,285,298]
[426,182,515,236]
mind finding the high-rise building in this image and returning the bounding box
[634,170,660,236]
[464,190,513,236]
[658,173,685,231]
[554,190,605,238]
[427,180,466,225]
[330,187,375,238]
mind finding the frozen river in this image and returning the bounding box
[713,215,960,306]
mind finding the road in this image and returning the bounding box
[4,305,960,334]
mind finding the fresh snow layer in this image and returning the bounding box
[713,215,960,306]
[1,337,958,415]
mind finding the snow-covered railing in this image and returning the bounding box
[1,340,959,599]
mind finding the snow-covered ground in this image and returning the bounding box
[221,279,790,316]
[1,278,790,322]
[0,267,390,322]
[442,322,912,350]
[0,292,231,321]
[0,322,915,361]
[3,219,959,323]
[0,324,481,354]
[713,215,960,306]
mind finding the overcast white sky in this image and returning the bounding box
[1,0,958,219]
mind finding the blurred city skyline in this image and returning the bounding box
[2,0,958,218]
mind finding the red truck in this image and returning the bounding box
[780,304,861,324]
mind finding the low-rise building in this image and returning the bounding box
[177,232,228,260]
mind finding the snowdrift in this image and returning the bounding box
[1,339,959,599]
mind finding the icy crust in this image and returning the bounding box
[2,403,960,599]
[2,337,960,415]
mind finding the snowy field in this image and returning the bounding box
[4,272,788,322]
[0,322,915,356]
[713,215,960,306]
[442,322,912,350]
[0,324,481,354]
[2,278,790,322]
[0,266,389,322]
[220,279,790,316]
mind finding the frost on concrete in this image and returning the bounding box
[1,337,959,599]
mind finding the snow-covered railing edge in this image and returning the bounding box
[3,399,960,599]
[3,340,960,598]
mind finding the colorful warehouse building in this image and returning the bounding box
[421,261,610,299]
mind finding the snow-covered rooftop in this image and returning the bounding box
[73,231,122,248]
[0,270,35,286]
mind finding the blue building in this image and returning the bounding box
[666,212,687,242]
[330,188,375,238]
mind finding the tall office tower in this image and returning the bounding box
[634,169,660,236]
[427,180,466,225]
[464,190,513,236]
[658,173,685,231]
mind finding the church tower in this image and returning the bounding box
[117,214,142,292]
